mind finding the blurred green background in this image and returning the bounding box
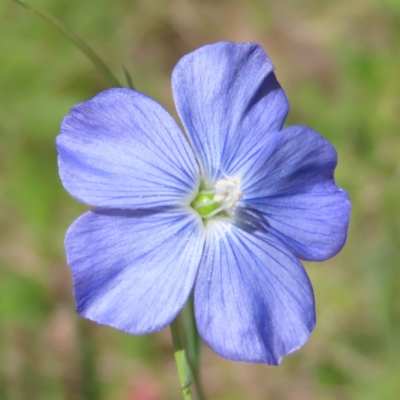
[1,0,400,399]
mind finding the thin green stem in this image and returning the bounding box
[13,0,122,88]
[181,298,201,370]
[181,298,207,400]
[122,66,135,89]
[170,318,194,400]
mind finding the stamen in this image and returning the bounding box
[214,177,242,209]
[191,177,242,219]
[192,200,217,208]
[198,189,215,195]
[202,205,226,219]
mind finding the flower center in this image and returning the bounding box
[191,177,243,219]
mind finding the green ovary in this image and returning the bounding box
[191,193,221,217]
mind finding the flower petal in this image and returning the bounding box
[235,125,351,261]
[57,88,199,208]
[195,220,315,364]
[172,42,288,184]
[66,208,205,334]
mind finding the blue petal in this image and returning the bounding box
[57,88,199,208]
[235,125,351,261]
[195,220,315,364]
[172,42,288,184]
[66,208,205,334]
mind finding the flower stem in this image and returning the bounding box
[170,318,194,400]
[13,0,122,88]
[181,297,207,400]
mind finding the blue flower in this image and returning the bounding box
[56,42,350,365]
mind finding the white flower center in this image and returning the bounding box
[191,177,243,219]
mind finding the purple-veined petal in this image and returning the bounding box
[194,219,315,364]
[172,42,288,184]
[234,125,350,261]
[57,88,199,208]
[66,207,205,334]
